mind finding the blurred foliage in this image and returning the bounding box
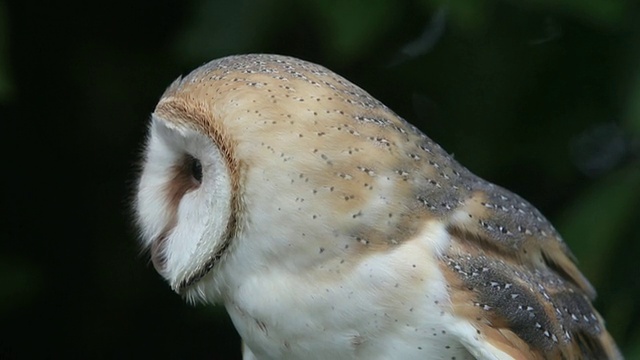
[2,0,639,358]
[627,64,640,136]
[306,0,401,63]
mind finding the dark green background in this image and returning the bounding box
[1,0,638,358]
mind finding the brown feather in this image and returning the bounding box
[441,232,621,359]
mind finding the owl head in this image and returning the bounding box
[134,54,427,303]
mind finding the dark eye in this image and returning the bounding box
[189,156,203,184]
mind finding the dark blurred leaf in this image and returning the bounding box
[626,63,640,137]
[518,0,626,25]
[422,0,489,29]
[174,0,286,63]
[557,165,640,285]
[569,123,631,177]
[421,0,626,29]
[628,340,640,360]
[307,0,400,64]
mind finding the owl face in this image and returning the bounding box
[135,113,235,294]
[134,54,619,359]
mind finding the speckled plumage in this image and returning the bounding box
[135,54,621,359]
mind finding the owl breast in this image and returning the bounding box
[222,220,476,360]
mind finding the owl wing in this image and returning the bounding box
[436,179,622,359]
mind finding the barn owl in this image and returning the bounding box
[134,54,621,359]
